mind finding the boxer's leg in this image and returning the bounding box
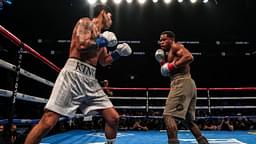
[181,119,209,144]
[163,115,180,144]
[101,107,120,144]
[24,110,60,144]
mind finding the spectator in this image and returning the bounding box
[10,124,17,144]
[130,119,148,131]
[0,124,4,143]
[203,119,217,130]
[218,116,234,131]
[103,80,113,96]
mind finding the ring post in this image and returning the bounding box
[207,89,211,115]
[5,47,24,143]
[146,88,149,117]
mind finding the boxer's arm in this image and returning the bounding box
[160,43,193,76]
[74,18,97,51]
[98,43,132,66]
[168,43,193,68]
[98,48,113,67]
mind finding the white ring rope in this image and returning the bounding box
[1,87,256,125]
[1,89,256,109]
[148,106,256,109]
[0,59,54,87]
[109,96,147,100]
[0,89,48,103]
[210,97,256,100]
[148,97,208,100]
[148,97,256,100]
[109,96,256,100]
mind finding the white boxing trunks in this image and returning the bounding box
[45,58,113,118]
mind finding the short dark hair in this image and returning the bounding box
[93,3,112,18]
[161,31,175,38]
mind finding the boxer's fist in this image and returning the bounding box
[155,49,165,65]
[160,62,176,77]
[111,43,132,61]
[101,31,118,47]
[116,43,132,56]
[96,37,108,48]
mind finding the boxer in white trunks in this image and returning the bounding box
[25,4,132,144]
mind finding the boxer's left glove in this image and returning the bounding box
[111,43,132,61]
[102,31,118,47]
[96,36,108,48]
[160,62,177,77]
[96,31,118,48]
[155,49,165,65]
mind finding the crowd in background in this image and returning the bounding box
[1,80,256,144]
[1,110,256,144]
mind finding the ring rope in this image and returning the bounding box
[148,97,256,100]
[0,117,78,125]
[210,97,256,100]
[1,89,255,109]
[105,87,256,91]
[0,25,61,72]
[148,106,256,109]
[109,97,147,100]
[0,89,48,103]
[2,115,256,126]
[147,97,209,100]
[0,59,54,87]
[1,85,255,125]
[108,96,256,100]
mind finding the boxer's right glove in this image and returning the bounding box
[161,62,177,77]
[111,43,132,61]
[155,49,165,65]
[96,31,118,48]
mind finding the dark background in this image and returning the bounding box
[0,0,256,99]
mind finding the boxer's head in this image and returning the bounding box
[103,80,109,86]
[160,31,175,51]
[93,3,112,29]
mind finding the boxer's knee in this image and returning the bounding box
[108,114,120,126]
[39,110,60,130]
[163,115,178,131]
[104,108,120,127]
[181,119,196,129]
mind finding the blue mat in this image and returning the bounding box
[41,130,256,144]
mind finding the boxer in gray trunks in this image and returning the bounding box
[155,31,208,144]
[25,4,132,144]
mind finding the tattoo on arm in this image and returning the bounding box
[76,20,93,45]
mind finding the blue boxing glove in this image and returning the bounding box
[96,36,108,48]
[96,31,118,48]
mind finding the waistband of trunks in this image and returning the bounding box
[64,58,96,77]
[171,73,191,81]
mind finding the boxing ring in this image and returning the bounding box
[1,25,256,144]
